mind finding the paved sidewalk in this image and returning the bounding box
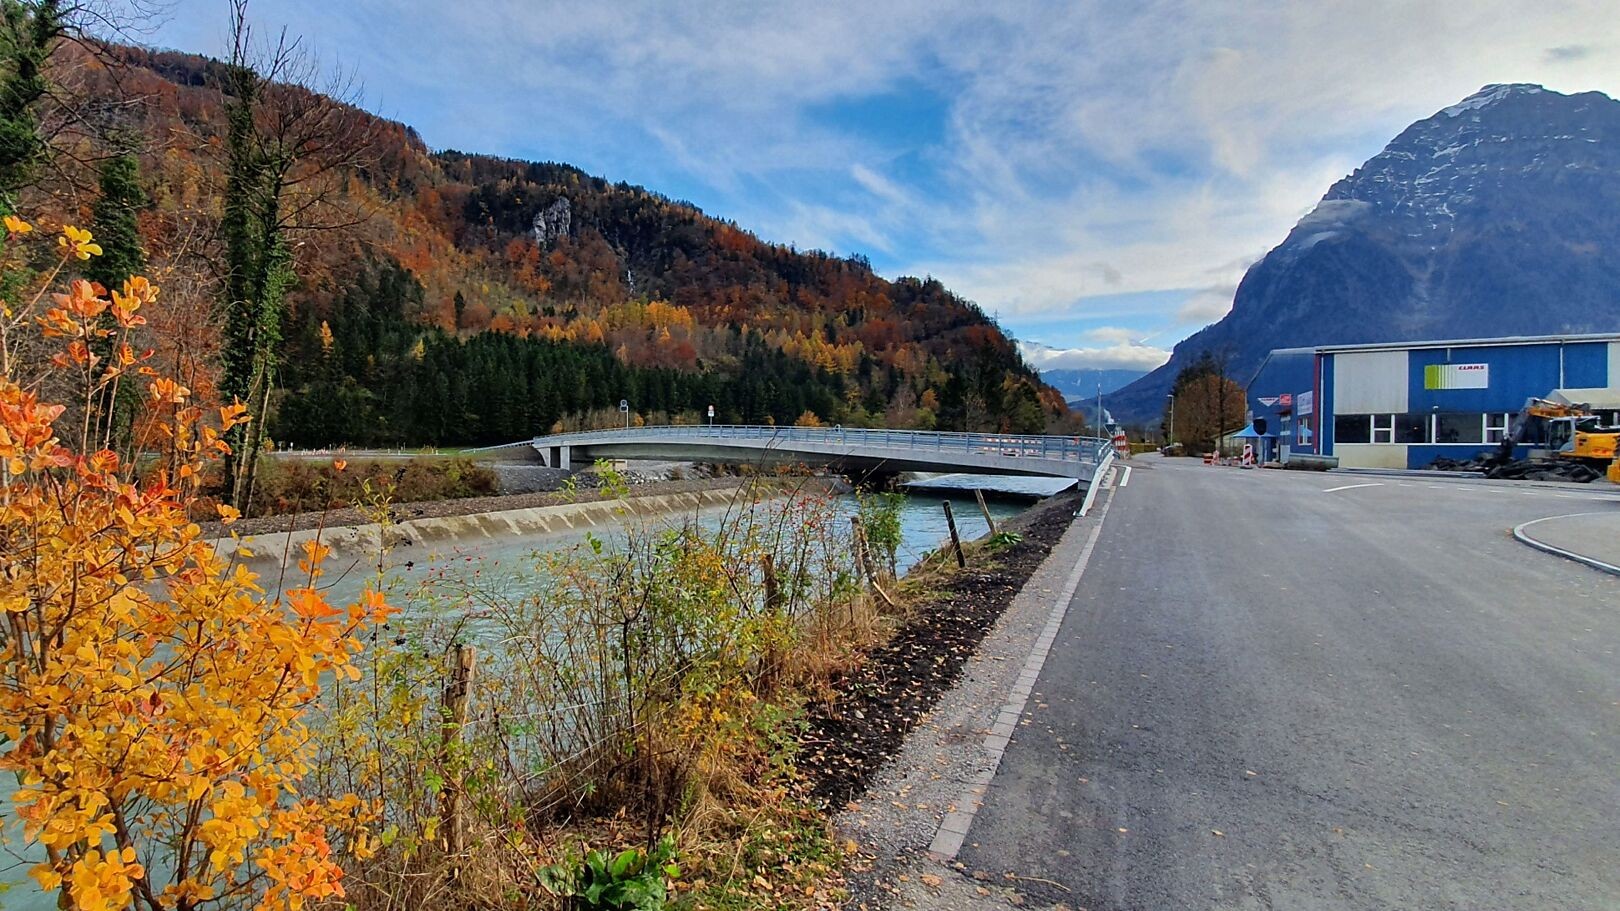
[1513,510,1620,573]
[835,479,1116,910]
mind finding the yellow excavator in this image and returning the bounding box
[1501,397,1620,480]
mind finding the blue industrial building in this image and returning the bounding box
[1246,333,1620,469]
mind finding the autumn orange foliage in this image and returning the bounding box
[0,219,391,910]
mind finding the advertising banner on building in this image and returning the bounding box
[1298,390,1314,415]
[1424,363,1489,390]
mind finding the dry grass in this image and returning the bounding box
[245,455,498,517]
[322,481,886,911]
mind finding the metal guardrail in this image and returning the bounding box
[532,424,1114,466]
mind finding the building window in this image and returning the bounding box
[1335,414,1371,444]
[1434,413,1483,444]
[1371,414,1394,444]
[1485,412,1510,444]
[1394,413,1430,444]
[1297,416,1312,446]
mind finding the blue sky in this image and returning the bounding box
[145,1,1620,372]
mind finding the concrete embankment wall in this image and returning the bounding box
[218,483,820,571]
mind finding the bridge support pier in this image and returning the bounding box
[538,445,571,470]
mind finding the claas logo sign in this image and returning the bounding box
[1424,363,1489,390]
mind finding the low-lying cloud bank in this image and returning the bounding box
[1018,338,1170,372]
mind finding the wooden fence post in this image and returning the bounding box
[441,643,476,872]
[942,500,966,568]
[974,489,997,535]
[762,553,782,611]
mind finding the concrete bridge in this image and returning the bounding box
[530,424,1114,481]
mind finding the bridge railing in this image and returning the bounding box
[533,424,1114,465]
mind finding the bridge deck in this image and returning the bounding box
[531,425,1113,480]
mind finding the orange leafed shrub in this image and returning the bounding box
[0,219,392,910]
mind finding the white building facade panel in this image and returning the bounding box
[1333,350,1409,414]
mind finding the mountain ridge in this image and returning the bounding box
[1109,82,1620,422]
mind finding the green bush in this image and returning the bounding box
[856,490,905,578]
[988,530,1023,551]
[540,836,680,911]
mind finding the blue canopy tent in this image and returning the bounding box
[1230,422,1280,462]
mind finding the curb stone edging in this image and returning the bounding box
[927,465,1119,860]
[1511,512,1620,577]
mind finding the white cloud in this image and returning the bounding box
[1083,326,1143,346]
[152,0,1620,349]
[1019,339,1170,373]
[1176,286,1238,325]
[849,164,913,208]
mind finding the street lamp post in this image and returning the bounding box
[1166,393,1176,446]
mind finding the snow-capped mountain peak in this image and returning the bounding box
[1440,83,1545,118]
[1107,83,1620,422]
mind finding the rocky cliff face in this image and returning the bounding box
[1110,83,1620,422]
[531,197,572,246]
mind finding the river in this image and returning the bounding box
[306,478,1043,609]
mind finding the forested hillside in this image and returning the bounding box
[53,42,1063,446]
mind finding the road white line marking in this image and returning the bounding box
[1322,482,1383,493]
[928,481,1116,861]
[1117,465,1132,488]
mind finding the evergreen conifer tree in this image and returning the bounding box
[86,151,147,290]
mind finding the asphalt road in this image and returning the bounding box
[957,457,1620,910]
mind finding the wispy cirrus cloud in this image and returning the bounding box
[147,0,1620,369]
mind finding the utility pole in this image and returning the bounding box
[1166,393,1176,446]
[1097,384,1104,438]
